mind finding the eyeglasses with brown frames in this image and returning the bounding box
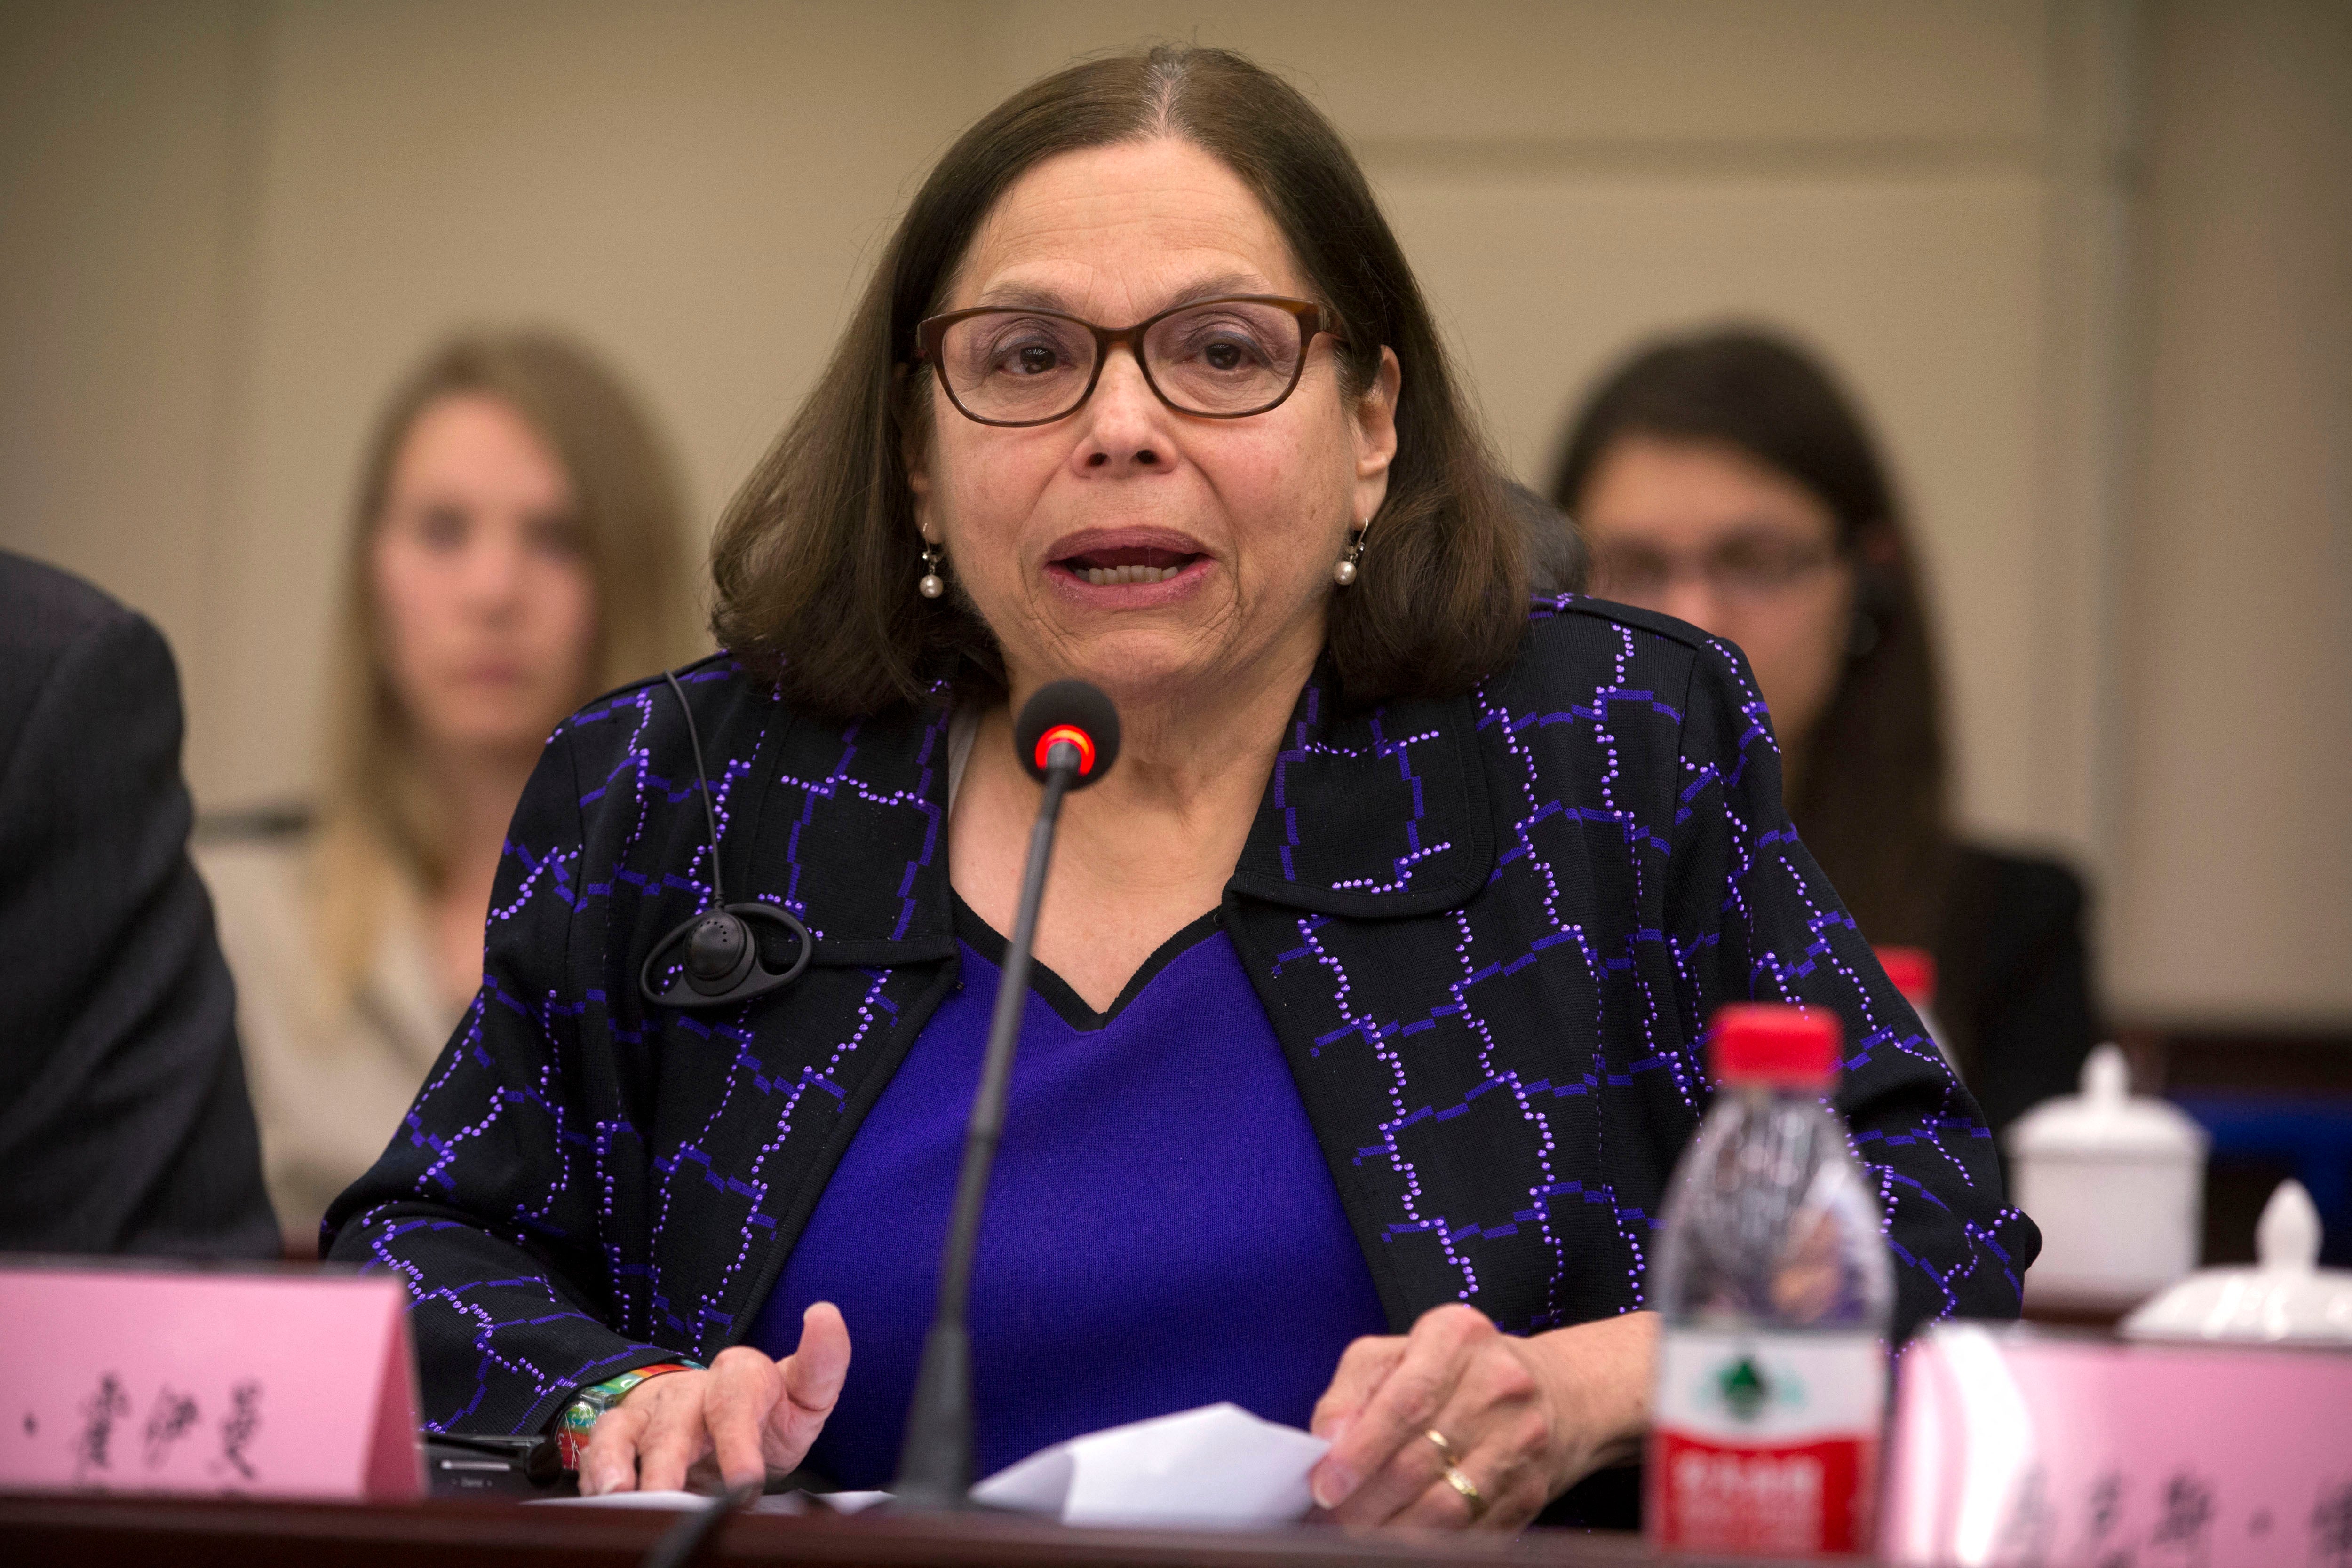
[913,295,1332,428]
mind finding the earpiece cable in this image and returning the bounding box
[663,669,727,907]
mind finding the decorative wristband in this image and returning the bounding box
[553,1361,698,1471]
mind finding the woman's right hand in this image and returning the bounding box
[578,1302,850,1496]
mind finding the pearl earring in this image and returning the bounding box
[1334,523,1367,586]
[918,543,945,600]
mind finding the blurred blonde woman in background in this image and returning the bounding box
[199,331,704,1249]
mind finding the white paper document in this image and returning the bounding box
[531,1403,1327,1530]
[970,1402,1328,1528]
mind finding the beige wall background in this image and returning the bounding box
[3,0,2345,1028]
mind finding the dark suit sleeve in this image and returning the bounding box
[324,719,683,1436]
[0,606,278,1259]
[1662,634,2041,1338]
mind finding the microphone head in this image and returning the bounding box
[1014,679,1120,788]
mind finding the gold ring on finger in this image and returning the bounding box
[1422,1428,1461,1466]
[1442,1464,1486,1522]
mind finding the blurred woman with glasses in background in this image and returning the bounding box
[197,330,705,1251]
[1550,326,2098,1142]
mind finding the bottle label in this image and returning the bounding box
[1648,1328,1885,1556]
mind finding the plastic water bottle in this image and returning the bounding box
[1647,1004,1895,1557]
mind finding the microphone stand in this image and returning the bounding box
[889,738,1084,1509]
[640,1478,762,1568]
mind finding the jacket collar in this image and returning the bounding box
[741,697,959,968]
[746,664,1495,958]
[1226,667,1495,919]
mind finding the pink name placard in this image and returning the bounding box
[0,1263,421,1501]
[1882,1323,2352,1568]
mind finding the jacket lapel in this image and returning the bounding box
[1221,673,1502,1333]
[1229,671,1495,919]
[699,698,961,1353]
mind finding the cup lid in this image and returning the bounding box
[2121,1181,2352,1345]
[2003,1044,2210,1159]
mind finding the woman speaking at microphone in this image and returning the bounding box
[327,46,2035,1532]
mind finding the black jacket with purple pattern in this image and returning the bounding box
[326,596,2039,1434]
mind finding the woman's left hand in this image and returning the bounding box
[1306,1305,1655,1532]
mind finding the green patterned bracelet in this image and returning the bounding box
[553,1360,700,1470]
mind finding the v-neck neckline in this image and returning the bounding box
[948,891,1224,1034]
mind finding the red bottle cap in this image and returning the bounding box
[1711,1003,1842,1090]
[1875,946,1937,1006]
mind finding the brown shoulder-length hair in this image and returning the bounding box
[315,330,703,995]
[1550,327,1952,948]
[710,44,1526,718]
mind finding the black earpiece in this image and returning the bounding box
[637,670,814,1010]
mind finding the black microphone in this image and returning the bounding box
[890,680,1120,1508]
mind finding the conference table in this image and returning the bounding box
[0,1491,1721,1568]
